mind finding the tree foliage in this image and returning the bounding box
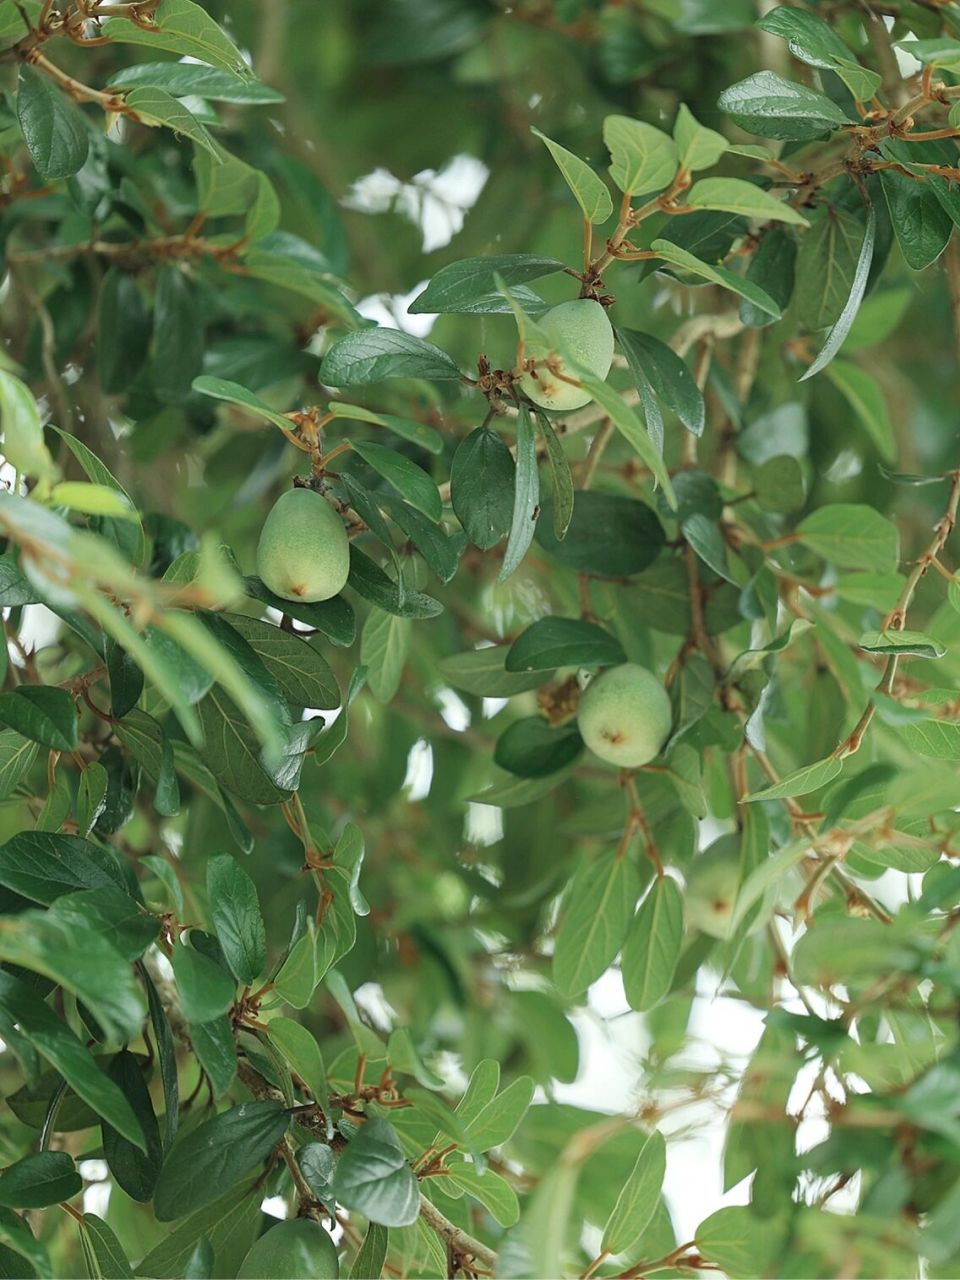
[1,0,960,1276]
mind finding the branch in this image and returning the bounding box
[418,1194,498,1272]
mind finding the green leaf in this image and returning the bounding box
[243,575,356,647]
[506,616,626,671]
[859,629,944,659]
[0,1206,50,1280]
[350,1224,389,1280]
[437,647,547,697]
[108,62,282,102]
[622,876,684,1012]
[139,1182,261,1278]
[0,686,76,752]
[576,370,677,506]
[800,206,876,380]
[673,103,729,171]
[361,609,411,703]
[717,70,853,140]
[332,1116,420,1227]
[123,85,219,157]
[531,128,613,223]
[685,177,808,226]
[152,266,204,404]
[102,0,250,78]
[450,427,516,549]
[617,329,704,435]
[79,1215,134,1280]
[535,414,574,540]
[895,719,960,760]
[328,402,444,455]
[115,709,180,817]
[273,921,322,1009]
[0,831,131,904]
[796,503,898,571]
[498,405,540,583]
[216,614,339,710]
[409,252,566,312]
[462,1075,534,1149]
[651,239,781,318]
[746,755,842,801]
[0,910,145,1041]
[96,270,151,396]
[196,688,291,806]
[191,375,295,431]
[446,1163,520,1226]
[757,6,854,68]
[171,940,236,1023]
[602,115,678,196]
[350,440,442,521]
[0,1152,81,1209]
[0,370,56,484]
[880,169,951,271]
[536,488,665,575]
[154,1102,289,1221]
[824,360,894,460]
[494,717,583,778]
[49,887,159,962]
[0,970,144,1148]
[602,1131,667,1253]
[741,228,796,328]
[320,328,462,385]
[554,849,642,997]
[101,1050,163,1204]
[206,854,266,986]
[796,207,866,331]
[188,1015,237,1100]
[17,64,89,181]
[695,1206,788,1278]
[266,1016,328,1111]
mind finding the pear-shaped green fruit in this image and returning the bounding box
[577,662,671,768]
[256,487,349,603]
[685,837,742,940]
[238,1218,340,1279]
[517,299,614,412]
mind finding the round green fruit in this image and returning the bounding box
[576,663,671,768]
[685,837,742,940]
[256,487,349,603]
[238,1218,340,1279]
[517,299,614,412]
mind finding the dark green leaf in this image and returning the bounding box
[154,1102,289,1221]
[450,427,516,549]
[101,1050,163,1203]
[494,718,584,778]
[17,64,89,180]
[507,616,625,671]
[718,70,853,139]
[332,1116,420,1227]
[618,329,704,435]
[320,328,461,384]
[152,266,204,404]
[0,1152,81,1209]
[171,939,236,1024]
[206,854,266,986]
[409,253,565,313]
[498,405,539,583]
[0,686,76,752]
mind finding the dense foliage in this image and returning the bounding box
[4,1,960,1276]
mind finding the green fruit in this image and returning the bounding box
[576,663,671,768]
[685,837,742,940]
[238,1218,340,1279]
[256,487,349,603]
[517,299,614,412]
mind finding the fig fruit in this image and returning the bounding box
[685,836,742,940]
[238,1218,340,1279]
[517,299,614,412]
[256,487,349,603]
[576,662,671,768]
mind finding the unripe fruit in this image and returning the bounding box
[238,1218,340,1279]
[685,837,742,940]
[517,299,614,412]
[576,662,671,768]
[256,487,349,603]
